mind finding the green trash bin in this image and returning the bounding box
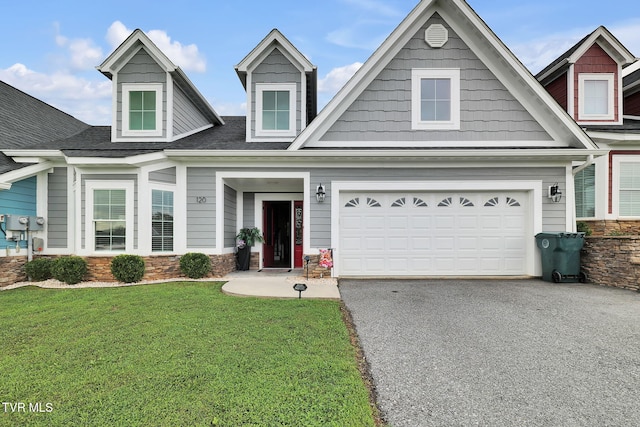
[535,232,587,283]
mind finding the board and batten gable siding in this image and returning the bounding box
[320,14,551,143]
[81,174,138,251]
[251,48,302,139]
[116,49,167,139]
[308,167,567,248]
[573,43,619,122]
[47,167,68,249]
[224,185,237,248]
[186,168,216,248]
[172,84,209,138]
[149,167,176,184]
[0,176,36,250]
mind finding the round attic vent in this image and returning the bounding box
[425,24,448,48]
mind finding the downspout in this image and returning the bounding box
[572,155,594,176]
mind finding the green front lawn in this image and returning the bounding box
[0,282,375,426]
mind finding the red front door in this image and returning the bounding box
[262,201,291,268]
[294,201,303,268]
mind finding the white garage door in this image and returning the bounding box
[339,191,529,276]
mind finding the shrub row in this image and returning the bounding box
[24,252,212,284]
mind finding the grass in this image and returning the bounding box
[0,282,375,426]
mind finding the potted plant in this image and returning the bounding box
[235,227,265,270]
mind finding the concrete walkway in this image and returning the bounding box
[221,268,340,300]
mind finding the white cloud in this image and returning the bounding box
[318,62,363,94]
[214,102,247,116]
[509,20,640,75]
[0,63,112,124]
[54,23,104,71]
[105,21,206,72]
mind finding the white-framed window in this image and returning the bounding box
[411,68,460,130]
[255,83,296,137]
[122,83,163,136]
[86,181,134,253]
[575,164,595,218]
[151,188,174,252]
[619,162,640,217]
[578,73,614,121]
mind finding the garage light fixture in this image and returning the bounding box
[316,184,326,203]
[548,183,562,203]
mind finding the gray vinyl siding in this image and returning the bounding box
[47,167,68,248]
[81,174,138,250]
[321,14,551,143]
[149,167,176,184]
[242,192,255,228]
[116,48,167,139]
[186,167,215,248]
[224,185,237,248]
[251,48,302,139]
[308,167,566,248]
[173,84,209,137]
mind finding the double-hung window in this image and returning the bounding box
[412,69,460,130]
[255,83,296,137]
[87,181,134,252]
[619,162,640,216]
[575,164,595,218]
[578,74,614,121]
[122,83,163,136]
[151,189,174,252]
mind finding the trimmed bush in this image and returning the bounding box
[111,254,146,283]
[24,258,54,282]
[179,252,211,279]
[51,256,87,285]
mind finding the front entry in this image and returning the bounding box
[263,201,292,268]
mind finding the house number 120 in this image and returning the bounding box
[196,196,207,204]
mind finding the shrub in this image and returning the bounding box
[179,252,211,279]
[110,254,146,283]
[576,221,592,236]
[51,256,87,285]
[24,258,54,281]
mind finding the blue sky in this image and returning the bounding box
[1,0,639,125]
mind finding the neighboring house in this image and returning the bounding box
[536,27,640,235]
[0,0,602,280]
[0,81,88,255]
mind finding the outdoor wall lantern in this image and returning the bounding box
[548,183,562,203]
[293,283,308,299]
[315,183,326,203]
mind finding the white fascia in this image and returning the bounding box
[0,161,56,186]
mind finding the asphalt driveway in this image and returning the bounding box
[340,279,640,427]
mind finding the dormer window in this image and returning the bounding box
[578,73,614,121]
[256,83,296,137]
[122,83,163,136]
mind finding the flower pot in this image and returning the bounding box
[236,246,251,271]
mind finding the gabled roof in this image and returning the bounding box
[536,26,636,83]
[289,0,597,151]
[97,29,224,126]
[0,80,89,176]
[623,61,640,93]
[235,29,316,89]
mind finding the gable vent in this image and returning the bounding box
[425,24,448,48]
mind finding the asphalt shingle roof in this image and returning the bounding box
[0,80,89,174]
[32,116,290,159]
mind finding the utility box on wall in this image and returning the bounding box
[5,214,29,231]
[29,216,45,231]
